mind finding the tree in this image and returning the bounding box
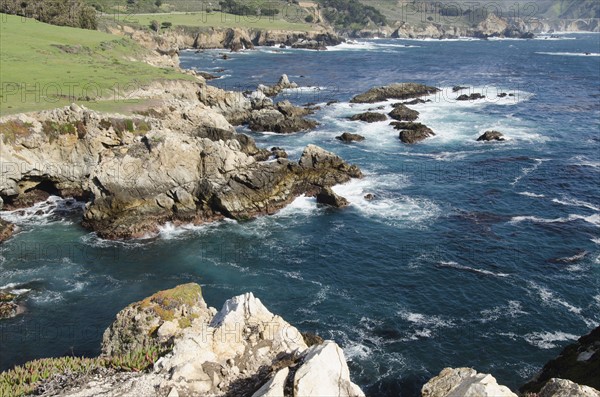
[161,21,172,29]
[150,20,160,32]
[305,14,314,23]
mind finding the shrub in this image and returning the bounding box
[305,14,314,23]
[0,0,97,29]
[150,20,160,32]
[0,121,32,144]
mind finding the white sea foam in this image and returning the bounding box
[518,191,545,198]
[536,51,600,57]
[330,176,440,228]
[0,196,84,226]
[510,214,600,228]
[571,155,600,169]
[437,261,510,277]
[529,282,583,314]
[534,36,577,41]
[524,331,578,349]
[0,282,31,296]
[397,309,455,341]
[480,300,527,322]
[511,159,546,186]
[552,197,600,212]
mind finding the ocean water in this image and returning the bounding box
[1,35,600,396]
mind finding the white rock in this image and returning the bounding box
[422,367,517,397]
[251,367,289,397]
[539,378,600,397]
[294,341,365,397]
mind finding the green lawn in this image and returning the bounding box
[105,11,315,31]
[0,13,192,115]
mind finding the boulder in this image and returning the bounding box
[350,83,439,103]
[539,379,600,397]
[248,108,318,133]
[258,74,298,97]
[336,132,365,143]
[477,131,505,142]
[391,122,435,144]
[422,367,517,397]
[270,147,288,159]
[316,187,349,208]
[276,100,311,118]
[0,285,29,319]
[388,104,419,121]
[521,326,600,393]
[349,112,387,123]
[101,283,209,357]
[0,218,14,243]
[293,341,365,397]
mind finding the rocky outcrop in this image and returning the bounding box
[351,83,439,104]
[457,93,485,101]
[422,367,517,397]
[336,132,365,143]
[248,108,318,133]
[349,112,387,123]
[521,325,600,393]
[477,131,505,142]
[316,187,349,208]
[0,218,14,243]
[43,284,364,397]
[0,284,29,319]
[0,81,361,240]
[257,74,298,97]
[392,122,436,144]
[538,378,600,397]
[388,104,419,121]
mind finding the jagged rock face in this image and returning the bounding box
[0,218,14,243]
[101,284,210,357]
[350,83,440,103]
[521,325,600,393]
[61,285,364,397]
[539,378,600,397]
[316,187,349,208]
[422,367,517,397]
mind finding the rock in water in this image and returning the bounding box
[349,112,387,123]
[316,187,349,208]
[521,325,600,393]
[422,367,517,397]
[538,379,600,397]
[388,104,419,121]
[457,93,485,101]
[391,122,435,144]
[336,132,365,142]
[0,219,14,243]
[350,83,439,103]
[477,130,505,142]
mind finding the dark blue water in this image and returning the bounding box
[1,35,599,396]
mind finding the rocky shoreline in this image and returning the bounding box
[2,283,597,397]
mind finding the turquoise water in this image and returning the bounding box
[1,35,599,396]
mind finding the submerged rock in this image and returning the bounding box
[388,104,419,121]
[392,122,435,144]
[350,83,439,103]
[349,112,387,123]
[477,130,505,142]
[316,187,349,208]
[336,132,365,142]
[422,367,517,397]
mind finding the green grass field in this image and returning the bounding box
[102,10,315,31]
[0,13,192,115]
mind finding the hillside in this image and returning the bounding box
[0,13,192,115]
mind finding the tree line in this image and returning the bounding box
[0,0,97,29]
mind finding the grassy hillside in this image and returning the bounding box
[0,13,192,115]
[359,0,598,27]
[110,10,315,31]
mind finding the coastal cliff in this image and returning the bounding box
[18,284,364,397]
[0,75,360,239]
